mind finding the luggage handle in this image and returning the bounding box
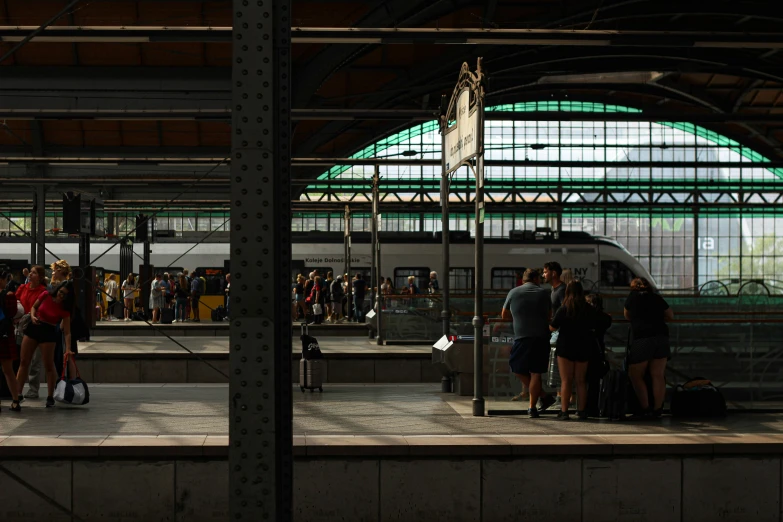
[61,352,81,380]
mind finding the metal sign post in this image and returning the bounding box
[372,167,384,344]
[344,205,352,320]
[439,95,451,342]
[443,59,486,416]
[370,167,378,338]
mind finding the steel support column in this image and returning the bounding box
[371,167,379,340]
[35,184,46,265]
[30,191,37,265]
[472,63,486,418]
[229,1,293,521]
[693,211,700,289]
[344,205,352,321]
[439,95,451,340]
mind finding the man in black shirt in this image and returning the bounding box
[544,261,566,408]
[352,273,367,323]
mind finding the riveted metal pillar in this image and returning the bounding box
[230,0,293,521]
[35,184,46,265]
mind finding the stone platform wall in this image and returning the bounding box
[2,439,781,522]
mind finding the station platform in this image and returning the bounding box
[92,320,370,337]
[75,336,436,384]
[2,384,783,522]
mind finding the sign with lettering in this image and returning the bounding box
[300,255,372,265]
[444,88,479,174]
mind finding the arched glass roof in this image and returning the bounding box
[307,100,783,197]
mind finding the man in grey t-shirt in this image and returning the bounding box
[544,261,565,312]
[501,268,556,418]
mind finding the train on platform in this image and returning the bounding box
[0,229,654,296]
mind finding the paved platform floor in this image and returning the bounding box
[78,336,429,355]
[2,384,782,438]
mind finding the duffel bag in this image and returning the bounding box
[54,353,90,406]
[670,378,726,418]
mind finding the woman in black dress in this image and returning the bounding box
[550,281,611,420]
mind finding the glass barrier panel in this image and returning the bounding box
[486,321,527,415]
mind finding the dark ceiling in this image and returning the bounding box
[0,0,782,200]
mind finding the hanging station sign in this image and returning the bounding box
[444,88,480,174]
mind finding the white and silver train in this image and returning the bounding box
[0,230,654,291]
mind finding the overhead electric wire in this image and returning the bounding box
[87,156,228,268]
[0,0,83,64]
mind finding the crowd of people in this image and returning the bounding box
[292,270,366,324]
[292,270,443,324]
[502,261,673,420]
[97,269,231,324]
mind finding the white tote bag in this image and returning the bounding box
[312,303,323,315]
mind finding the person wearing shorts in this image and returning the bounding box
[624,277,674,418]
[17,281,75,408]
[501,268,556,418]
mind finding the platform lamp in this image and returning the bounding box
[365,149,420,341]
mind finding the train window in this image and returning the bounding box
[394,267,429,292]
[449,268,474,291]
[200,267,226,296]
[491,268,524,290]
[600,261,635,287]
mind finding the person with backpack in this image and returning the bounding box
[353,273,367,323]
[549,281,612,420]
[190,271,203,322]
[330,275,345,323]
[174,274,190,323]
[624,277,674,419]
[0,270,21,412]
[149,273,166,324]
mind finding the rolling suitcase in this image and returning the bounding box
[299,324,324,392]
[599,369,629,420]
[160,307,174,325]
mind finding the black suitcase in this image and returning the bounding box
[299,325,324,392]
[160,307,174,325]
[599,369,630,420]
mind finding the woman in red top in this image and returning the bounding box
[1,271,21,412]
[16,280,74,408]
[15,265,46,314]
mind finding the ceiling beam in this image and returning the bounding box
[0,108,781,123]
[2,27,783,48]
[3,156,783,168]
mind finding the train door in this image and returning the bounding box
[196,266,227,320]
